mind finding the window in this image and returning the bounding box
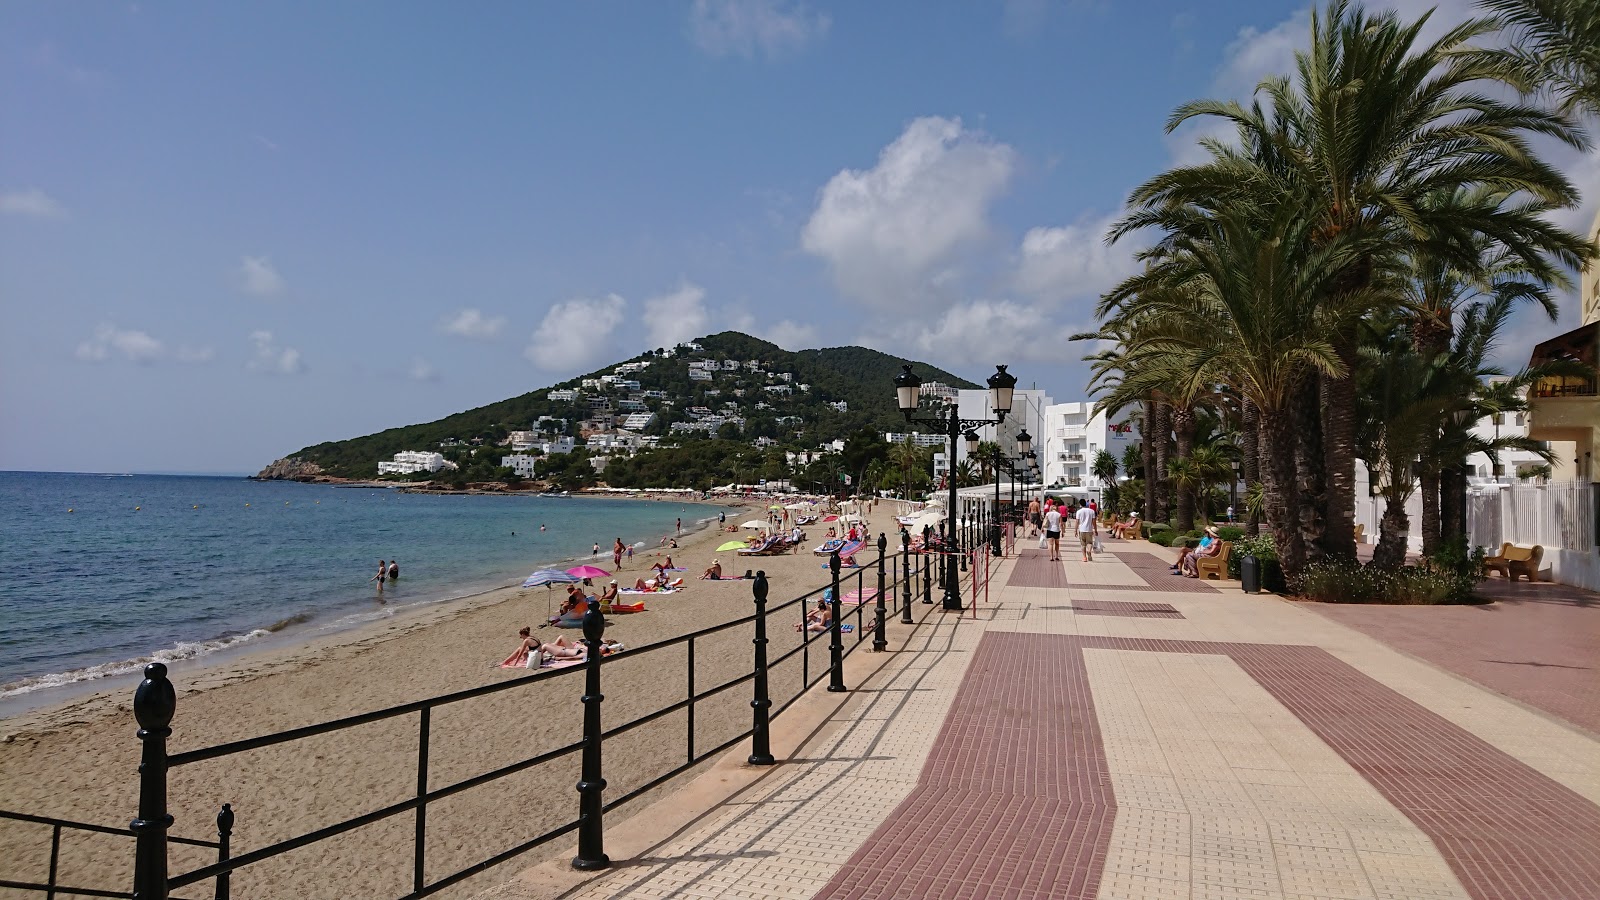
[1515,413,1525,426]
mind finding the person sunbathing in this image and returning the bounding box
[538,636,625,660]
[498,627,542,667]
[701,560,723,580]
[634,577,655,592]
[598,581,619,603]
[796,597,832,632]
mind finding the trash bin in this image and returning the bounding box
[1240,554,1260,594]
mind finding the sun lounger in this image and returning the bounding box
[602,600,647,613]
[739,536,788,556]
[812,539,846,555]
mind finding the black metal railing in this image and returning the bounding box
[12,541,943,900]
[0,807,228,900]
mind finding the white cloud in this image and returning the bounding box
[410,358,440,382]
[239,256,284,297]
[440,308,507,340]
[247,330,305,375]
[689,0,830,60]
[74,324,165,364]
[177,345,215,364]
[642,283,710,350]
[1,188,67,219]
[524,294,628,371]
[759,320,817,350]
[801,116,1017,311]
[902,299,1085,366]
[1014,212,1139,304]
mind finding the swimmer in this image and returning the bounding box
[540,524,547,532]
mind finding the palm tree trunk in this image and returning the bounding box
[1319,335,1359,560]
[1260,411,1306,588]
[1419,469,1441,555]
[1371,487,1413,569]
[1152,401,1171,524]
[1173,405,1196,533]
[1242,398,1262,537]
[1293,375,1326,563]
[1439,465,1465,542]
[1141,399,1156,522]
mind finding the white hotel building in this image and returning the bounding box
[377,451,448,475]
[1039,402,1139,498]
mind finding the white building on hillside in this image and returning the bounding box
[884,432,947,449]
[1039,402,1140,498]
[501,455,539,478]
[377,451,447,475]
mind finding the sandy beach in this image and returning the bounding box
[0,496,912,900]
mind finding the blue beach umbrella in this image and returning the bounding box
[524,568,582,588]
[524,568,583,625]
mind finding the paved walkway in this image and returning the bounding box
[489,540,1600,900]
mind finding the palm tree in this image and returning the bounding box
[1091,450,1119,510]
[1477,0,1600,118]
[1116,0,1589,561]
[1101,192,1347,586]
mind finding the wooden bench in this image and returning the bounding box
[1196,541,1233,580]
[1483,542,1543,582]
[1353,523,1365,544]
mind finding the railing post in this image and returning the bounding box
[414,707,429,893]
[47,823,61,900]
[213,804,233,900]
[873,534,888,652]
[571,597,610,871]
[827,551,846,692]
[748,572,774,765]
[922,552,932,605]
[131,662,174,900]
[900,531,914,625]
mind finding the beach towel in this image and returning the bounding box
[841,589,887,605]
[621,587,679,595]
[498,647,533,669]
[538,655,587,669]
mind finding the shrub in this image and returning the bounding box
[1216,526,1244,542]
[1299,559,1481,605]
[1174,533,1201,549]
[1146,529,1178,547]
[1227,534,1277,579]
[1143,522,1170,540]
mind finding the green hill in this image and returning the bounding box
[271,332,977,480]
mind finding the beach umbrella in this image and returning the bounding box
[524,569,581,588]
[822,515,838,523]
[717,540,748,551]
[741,520,768,529]
[785,502,808,510]
[524,568,582,625]
[566,565,611,579]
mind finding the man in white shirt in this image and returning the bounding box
[1043,506,1063,561]
[1075,503,1098,562]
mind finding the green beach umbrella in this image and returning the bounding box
[717,540,748,551]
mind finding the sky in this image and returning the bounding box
[3,0,1596,474]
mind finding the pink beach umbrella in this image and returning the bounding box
[566,565,611,580]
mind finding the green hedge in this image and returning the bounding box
[1300,560,1481,605]
[1141,522,1170,540]
[1146,529,1179,547]
[1216,526,1245,542]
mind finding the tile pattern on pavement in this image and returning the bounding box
[812,631,1115,900]
[1307,579,1600,735]
[558,617,985,900]
[1066,600,1184,619]
[1007,548,1073,589]
[817,632,1600,900]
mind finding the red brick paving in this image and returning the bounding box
[1109,548,1223,592]
[814,633,1600,900]
[812,632,1115,900]
[1066,599,1184,619]
[1005,548,1073,588]
[1306,578,1600,735]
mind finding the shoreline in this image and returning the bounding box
[0,495,909,899]
[0,498,739,724]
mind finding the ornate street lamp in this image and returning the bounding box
[894,364,1015,610]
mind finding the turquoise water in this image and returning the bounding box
[0,472,731,701]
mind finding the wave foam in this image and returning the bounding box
[0,629,273,700]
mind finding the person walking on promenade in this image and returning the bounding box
[1076,502,1098,562]
[1044,507,1063,562]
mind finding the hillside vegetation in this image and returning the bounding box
[276,332,977,479]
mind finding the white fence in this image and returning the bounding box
[1467,482,1600,590]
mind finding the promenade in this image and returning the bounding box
[483,537,1600,900]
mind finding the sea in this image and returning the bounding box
[0,471,734,711]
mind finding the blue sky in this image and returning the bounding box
[3,0,1595,474]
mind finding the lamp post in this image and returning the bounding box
[894,364,1016,611]
[982,429,1030,557]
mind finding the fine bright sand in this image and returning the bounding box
[0,498,912,900]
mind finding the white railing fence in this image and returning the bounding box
[1468,482,1597,552]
